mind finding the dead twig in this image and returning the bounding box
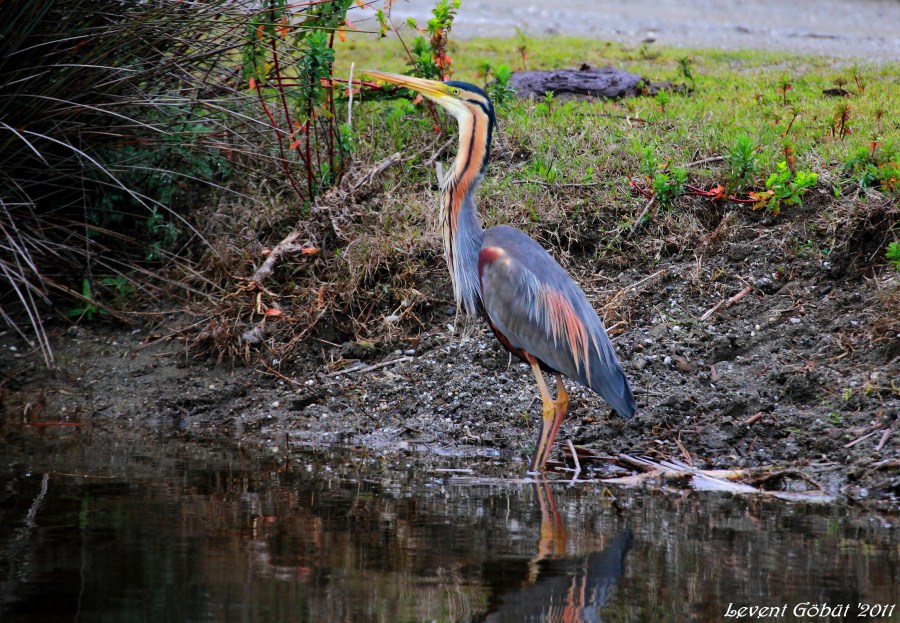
[743,411,764,426]
[423,138,454,167]
[250,230,308,284]
[327,356,413,377]
[566,439,582,481]
[609,456,832,501]
[511,179,606,188]
[683,155,725,168]
[874,428,892,452]
[628,195,656,235]
[700,284,753,321]
[600,268,668,316]
[674,434,694,467]
[845,429,879,448]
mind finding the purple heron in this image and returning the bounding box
[365,71,636,471]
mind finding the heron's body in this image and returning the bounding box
[365,70,636,470]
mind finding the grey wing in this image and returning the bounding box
[479,226,635,418]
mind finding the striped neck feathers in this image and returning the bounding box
[439,105,493,316]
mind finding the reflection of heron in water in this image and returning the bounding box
[482,481,633,623]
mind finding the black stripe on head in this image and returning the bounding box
[444,81,495,172]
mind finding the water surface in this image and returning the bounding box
[1,433,897,622]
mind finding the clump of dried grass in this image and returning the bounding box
[0,0,252,364]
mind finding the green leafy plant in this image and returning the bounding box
[536,90,555,116]
[242,0,355,201]
[65,280,107,322]
[726,134,761,192]
[832,102,852,141]
[775,75,793,105]
[100,275,136,307]
[751,161,818,215]
[526,154,559,184]
[515,27,530,70]
[483,63,517,109]
[843,141,899,192]
[655,90,671,112]
[634,142,686,208]
[651,168,687,205]
[405,0,460,80]
[886,241,900,271]
[677,56,695,88]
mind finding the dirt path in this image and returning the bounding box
[394,0,900,61]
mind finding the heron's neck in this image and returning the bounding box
[440,112,490,317]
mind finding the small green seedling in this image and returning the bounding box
[726,134,760,192]
[751,161,818,215]
[65,279,107,322]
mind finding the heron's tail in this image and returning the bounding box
[585,329,636,418]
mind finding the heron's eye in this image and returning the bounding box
[450,87,461,95]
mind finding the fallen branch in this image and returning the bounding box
[628,195,656,235]
[327,355,412,377]
[700,283,753,321]
[346,152,403,193]
[566,439,582,482]
[684,155,725,168]
[845,429,879,448]
[600,268,668,316]
[743,411,764,426]
[250,230,306,284]
[250,152,404,285]
[875,428,892,452]
[511,179,606,188]
[423,138,454,167]
[607,455,833,502]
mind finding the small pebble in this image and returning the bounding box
[663,355,673,366]
[789,317,801,324]
[403,349,415,356]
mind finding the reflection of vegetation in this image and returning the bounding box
[5,444,897,622]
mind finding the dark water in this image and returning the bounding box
[1,433,897,623]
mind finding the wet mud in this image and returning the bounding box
[3,194,897,507]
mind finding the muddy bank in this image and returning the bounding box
[2,192,898,507]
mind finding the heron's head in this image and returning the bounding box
[364,70,494,127]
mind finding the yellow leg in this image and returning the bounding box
[526,354,556,472]
[544,374,569,463]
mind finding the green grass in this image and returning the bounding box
[326,35,900,276]
[339,34,899,217]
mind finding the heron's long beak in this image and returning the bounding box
[364,70,453,102]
